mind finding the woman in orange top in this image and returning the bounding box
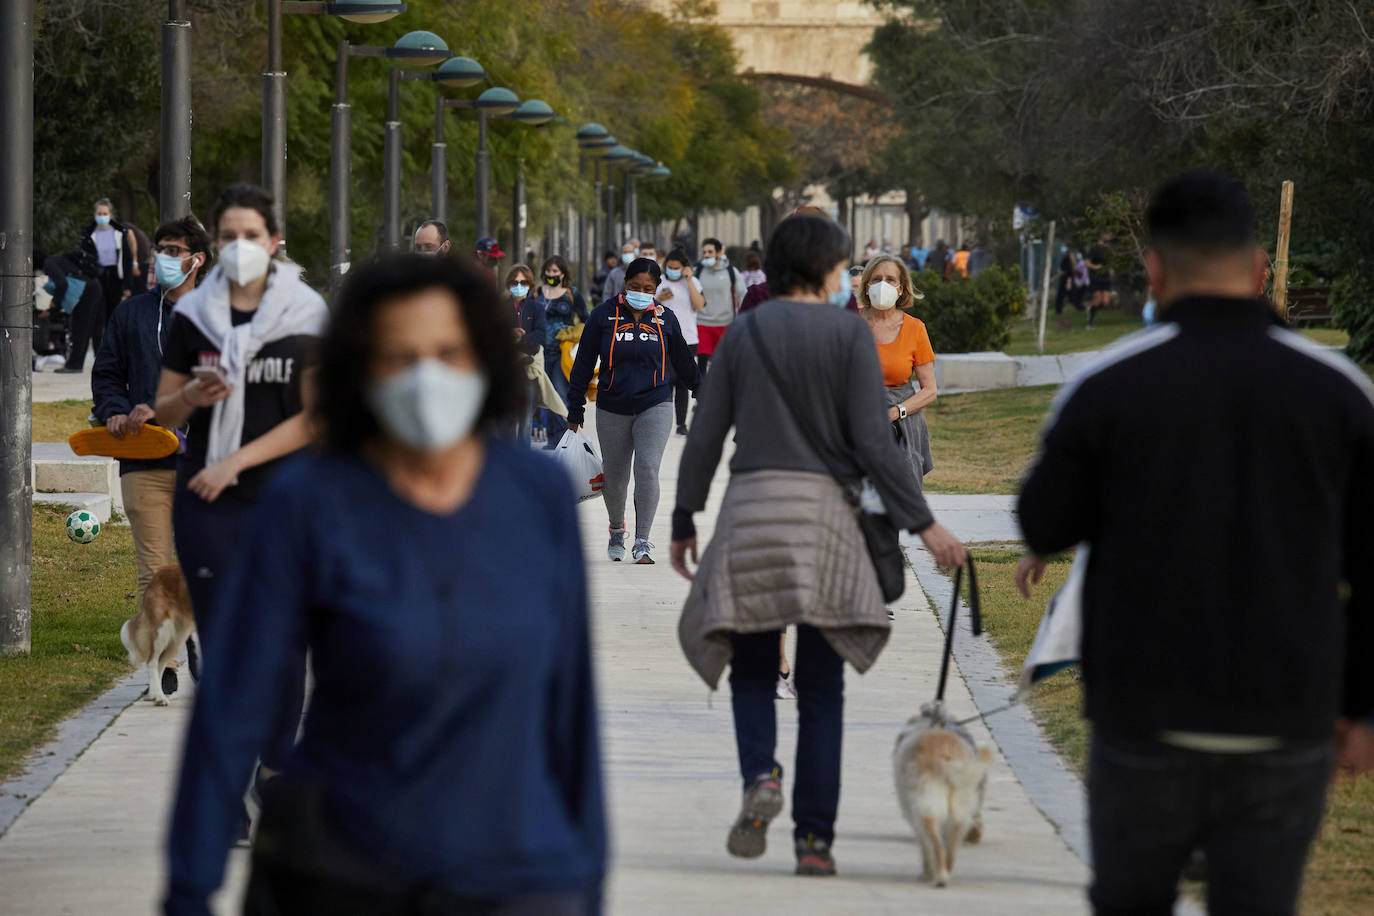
[858,254,937,492]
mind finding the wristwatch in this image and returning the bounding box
[897,404,908,420]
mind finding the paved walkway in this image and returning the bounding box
[31,352,95,403]
[0,428,1090,914]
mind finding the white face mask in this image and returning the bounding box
[867,280,900,310]
[218,239,272,286]
[366,359,488,453]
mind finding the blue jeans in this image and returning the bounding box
[1088,732,1333,915]
[729,625,845,844]
[174,486,306,772]
[543,348,570,447]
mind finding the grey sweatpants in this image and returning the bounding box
[596,401,673,540]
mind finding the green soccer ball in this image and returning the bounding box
[65,509,100,544]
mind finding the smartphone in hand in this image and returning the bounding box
[191,365,229,386]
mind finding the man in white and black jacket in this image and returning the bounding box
[1017,170,1374,915]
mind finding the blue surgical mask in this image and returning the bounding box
[95,215,111,228]
[701,256,717,268]
[509,284,529,299]
[828,269,852,308]
[665,267,683,281]
[154,252,196,290]
[621,252,635,265]
[625,290,655,310]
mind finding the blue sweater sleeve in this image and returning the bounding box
[91,307,133,421]
[164,479,313,915]
[566,308,605,427]
[545,477,607,902]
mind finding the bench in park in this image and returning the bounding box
[1285,286,1333,324]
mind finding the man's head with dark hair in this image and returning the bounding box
[414,219,450,256]
[316,254,523,452]
[1145,169,1264,308]
[154,215,213,284]
[638,241,658,262]
[765,214,851,299]
[701,238,724,261]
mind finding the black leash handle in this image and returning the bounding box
[935,556,981,703]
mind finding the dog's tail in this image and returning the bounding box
[118,619,141,667]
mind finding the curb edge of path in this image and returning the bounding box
[0,670,146,838]
[908,547,1206,916]
[906,546,1093,864]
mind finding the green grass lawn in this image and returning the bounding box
[968,548,1374,914]
[1003,307,1349,356]
[923,385,1055,494]
[31,399,93,443]
[0,506,136,781]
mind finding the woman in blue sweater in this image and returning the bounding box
[568,257,700,565]
[165,255,605,915]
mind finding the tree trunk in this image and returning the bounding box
[904,187,930,246]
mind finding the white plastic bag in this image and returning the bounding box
[552,430,605,502]
[1017,544,1087,699]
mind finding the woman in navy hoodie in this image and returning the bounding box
[568,257,699,565]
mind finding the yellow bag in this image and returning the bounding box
[561,339,598,402]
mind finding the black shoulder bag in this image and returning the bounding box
[745,313,906,603]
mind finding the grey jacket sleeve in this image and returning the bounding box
[844,322,935,533]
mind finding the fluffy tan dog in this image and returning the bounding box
[893,702,993,886]
[119,565,194,706]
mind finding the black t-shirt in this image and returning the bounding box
[1088,245,1109,277]
[162,308,318,501]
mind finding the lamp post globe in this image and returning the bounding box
[328,1,407,23]
[387,30,450,67]
[508,99,554,125]
[433,56,486,86]
[473,87,521,116]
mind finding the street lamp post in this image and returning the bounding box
[1,0,34,655]
[576,123,612,290]
[502,99,555,262]
[160,0,191,223]
[266,1,406,240]
[601,145,634,249]
[471,87,520,238]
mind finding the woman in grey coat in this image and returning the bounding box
[669,214,965,878]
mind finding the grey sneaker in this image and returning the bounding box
[726,771,784,858]
[795,834,837,876]
[608,527,627,562]
[632,538,654,564]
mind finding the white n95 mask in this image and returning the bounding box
[366,359,488,452]
[218,239,272,286]
[867,281,900,310]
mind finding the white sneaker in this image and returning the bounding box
[775,671,796,699]
[608,526,627,562]
[632,538,655,564]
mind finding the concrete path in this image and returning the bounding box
[31,352,95,403]
[0,428,1090,914]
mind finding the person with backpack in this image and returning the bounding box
[694,238,747,378]
[536,255,589,450]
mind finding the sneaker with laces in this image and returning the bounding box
[632,538,655,564]
[726,771,784,858]
[795,834,837,876]
[676,424,689,437]
[775,670,796,699]
[608,526,627,562]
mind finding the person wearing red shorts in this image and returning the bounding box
[694,238,747,377]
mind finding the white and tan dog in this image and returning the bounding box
[893,701,993,886]
[119,565,194,706]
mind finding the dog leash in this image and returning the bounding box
[934,556,981,704]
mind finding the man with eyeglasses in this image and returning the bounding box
[92,215,212,694]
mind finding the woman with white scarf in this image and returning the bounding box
[154,184,327,792]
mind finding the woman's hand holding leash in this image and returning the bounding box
[920,522,966,568]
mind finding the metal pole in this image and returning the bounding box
[329,39,351,292]
[262,0,287,236]
[431,97,446,222]
[160,0,191,223]
[475,110,490,238]
[1,0,34,655]
[593,161,603,269]
[382,68,401,251]
[577,155,588,292]
[623,174,633,245]
[606,172,617,249]
[512,157,526,265]
[1037,220,1056,356]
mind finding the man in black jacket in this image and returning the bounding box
[1017,170,1374,915]
[91,215,210,691]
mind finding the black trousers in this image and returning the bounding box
[63,283,105,370]
[1088,732,1332,916]
[669,342,697,427]
[729,626,845,844]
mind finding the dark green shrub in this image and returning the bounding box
[904,264,1026,353]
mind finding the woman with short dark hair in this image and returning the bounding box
[567,257,700,565]
[536,254,588,449]
[671,215,965,877]
[166,254,606,915]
